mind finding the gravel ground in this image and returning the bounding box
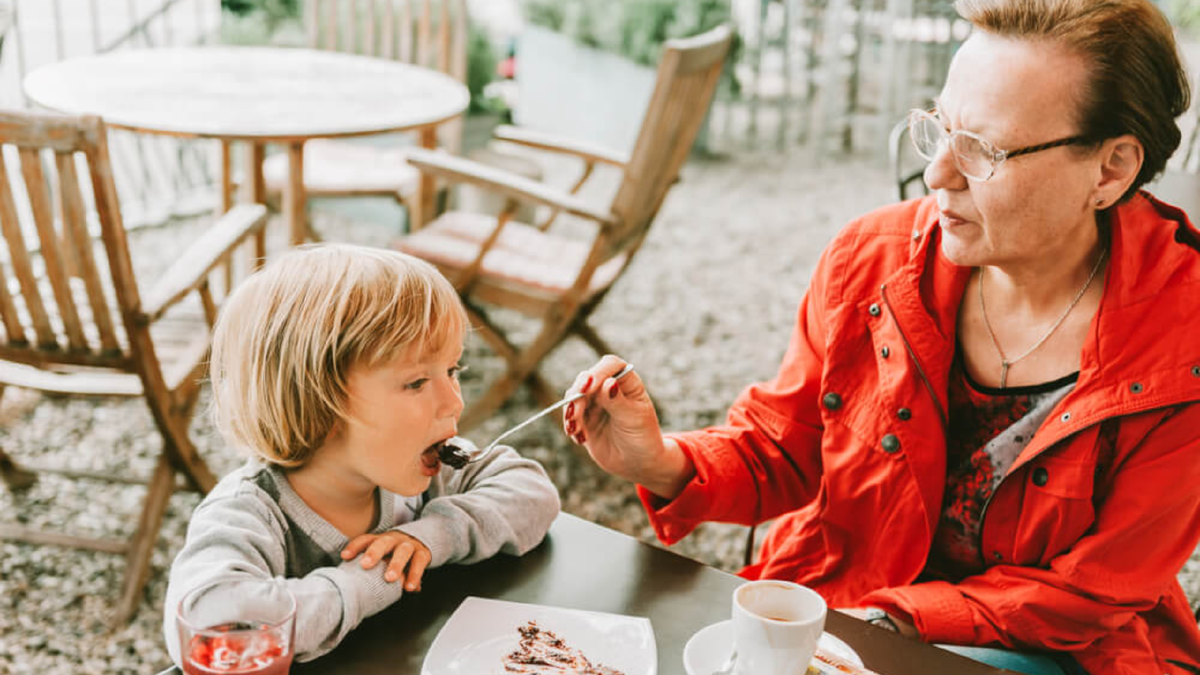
[0,149,1197,673]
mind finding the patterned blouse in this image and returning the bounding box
[925,351,1078,579]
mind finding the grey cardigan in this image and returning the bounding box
[163,439,559,666]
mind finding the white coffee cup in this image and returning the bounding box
[731,580,827,675]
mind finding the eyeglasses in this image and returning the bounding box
[907,109,1089,182]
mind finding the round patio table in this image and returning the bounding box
[23,46,470,245]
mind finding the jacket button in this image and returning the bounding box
[897,408,912,421]
[880,346,890,358]
[868,303,881,317]
[1032,467,1049,487]
[881,434,901,453]
[1192,365,1200,377]
[822,392,843,410]
[993,551,1003,561]
[1130,382,1144,394]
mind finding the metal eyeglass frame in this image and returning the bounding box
[907,108,1090,181]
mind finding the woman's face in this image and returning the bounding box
[926,33,1102,269]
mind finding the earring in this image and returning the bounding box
[1095,198,1104,208]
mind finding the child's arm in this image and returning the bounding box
[394,440,561,567]
[163,485,407,666]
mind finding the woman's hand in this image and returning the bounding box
[341,531,431,591]
[562,355,694,499]
[839,607,919,639]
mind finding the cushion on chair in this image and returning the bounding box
[394,211,626,296]
[261,139,420,197]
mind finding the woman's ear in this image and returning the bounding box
[1095,135,1143,206]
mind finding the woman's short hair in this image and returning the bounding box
[209,244,467,467]
[956,0,1191,200]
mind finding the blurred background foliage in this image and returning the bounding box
[1170,0,1200,37]
[523,0,733,67]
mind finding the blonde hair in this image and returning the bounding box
[955,0,1190,201]
[208,244,467,467]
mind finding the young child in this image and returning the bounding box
[163,244,560,666]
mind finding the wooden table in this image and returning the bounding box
[285,514,1007,675]
[23,47,470,245]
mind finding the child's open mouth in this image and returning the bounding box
[420,443,444,475]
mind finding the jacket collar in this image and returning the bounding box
[884,194,1200,460]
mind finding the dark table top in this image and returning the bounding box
[294,513,1008,675]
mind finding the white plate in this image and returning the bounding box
[682,619,862,675]
[421,597,656,675]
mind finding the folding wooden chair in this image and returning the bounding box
[889,117,930,202]
[260,0,468,213]
[0,110,268,623]
[395,25,734,429]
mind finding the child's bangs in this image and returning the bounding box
[359,265,467,368]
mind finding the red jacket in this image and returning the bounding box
[641,193,1200,674]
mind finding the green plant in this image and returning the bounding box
[222,0,301,28]
[523,0,732,67]
[1168,0,1200,38]
[466,25,501,113]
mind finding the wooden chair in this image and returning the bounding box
[260,0,468,214]
[0,110,268,623]
[394,25,734,429]
[889,117,930,202]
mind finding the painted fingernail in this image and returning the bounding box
[608,382,619,399]
[362,556,373,565]
[567,419,577,435]
[407,582,417,591]
[566,402,575,417]
[581,375,593,393]
[386,571,397,581]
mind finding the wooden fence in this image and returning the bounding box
[707,0,967,156]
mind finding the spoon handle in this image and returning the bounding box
[480,364,635,455]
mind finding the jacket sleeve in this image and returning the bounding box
[639,246,836,545]
[395,442,560,567]
[863,404,1200,654]
[163,489,408,666]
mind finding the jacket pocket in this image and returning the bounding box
[1013,455,1097,566]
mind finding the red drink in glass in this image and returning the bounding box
[177,580,297,675]
[181,622,294,675]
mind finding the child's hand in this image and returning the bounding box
[341,531,432,592]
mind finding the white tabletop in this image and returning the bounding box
[23,46,470,141]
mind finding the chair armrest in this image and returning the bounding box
[405,148,619,227]
[492,125,629,168]
[140,204,269,322]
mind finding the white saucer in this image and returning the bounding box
[682,619,862,675]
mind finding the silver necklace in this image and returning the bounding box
[979,248,1107,389]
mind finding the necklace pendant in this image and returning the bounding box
[999,361,1010,389]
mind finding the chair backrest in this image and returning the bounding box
[307,0,468,82]
[889,118,930,202]
[0,110,143,371]
[605,25,734,262]
[307,0,469,152]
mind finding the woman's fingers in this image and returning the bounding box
[563,356,629,432]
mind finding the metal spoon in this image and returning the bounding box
[438,363,635,469]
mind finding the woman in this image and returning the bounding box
[563,1,1200,673]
